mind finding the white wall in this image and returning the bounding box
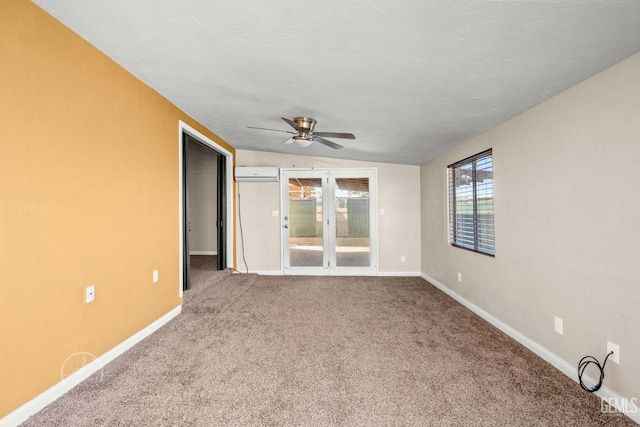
[235,150,421,274]
[421,52,640,402]
[187,141,218,254]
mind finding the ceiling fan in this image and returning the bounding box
[248,117,355,150]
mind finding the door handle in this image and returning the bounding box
[283,224,288,228]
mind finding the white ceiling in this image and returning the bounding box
[33,0,640,165]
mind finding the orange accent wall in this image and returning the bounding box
[0,1,235,417]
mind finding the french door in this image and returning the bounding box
[281,169,377,275]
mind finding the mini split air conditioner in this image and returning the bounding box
[234,166,280,182]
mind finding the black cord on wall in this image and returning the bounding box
[578,351,614,393]
[237,183,249,274]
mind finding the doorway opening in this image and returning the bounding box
[179,122,234,296]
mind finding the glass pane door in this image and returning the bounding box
[335,177,370,267]
[288,176,324,267]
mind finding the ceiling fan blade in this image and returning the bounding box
[247,126,295,135]
[281,117,302,132]
[313,136,343,150]
[314,131,356,140]
[281,137,294,145]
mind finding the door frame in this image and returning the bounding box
[179,121,234,297]
[280,168,378,276]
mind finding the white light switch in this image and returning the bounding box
[379,208,385,215]
[271,210,279,217]
[153,270,159,283]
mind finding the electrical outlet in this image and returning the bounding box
[379,208,385,215]
[607,341,620,364]
[85,285,95,303]
[457,272,462,282]
[401,255,406,263]
[271,210,279,217]
[554,316,563,335]
[153,270,159,283]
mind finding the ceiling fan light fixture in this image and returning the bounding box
[293,136,313,147]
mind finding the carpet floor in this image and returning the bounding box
[22,262,634,426]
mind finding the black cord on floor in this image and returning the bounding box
[578,351,613,393]
[237,183,249,274]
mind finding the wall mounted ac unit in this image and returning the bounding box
[234,166,280,182]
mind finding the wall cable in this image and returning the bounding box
[578,351,614,393]
[237,183,249,273]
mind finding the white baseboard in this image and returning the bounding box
[378,271,421,277]
[189,251,217,256]
[0,306,182,427]
[420,273,640,424]
[248,271,422,277]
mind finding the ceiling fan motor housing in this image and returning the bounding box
[293,117,317,132]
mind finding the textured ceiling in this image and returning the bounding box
[33,0,640,165]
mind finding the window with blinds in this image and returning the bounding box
[448,149,494,256]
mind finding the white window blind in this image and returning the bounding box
[448,149,494,256]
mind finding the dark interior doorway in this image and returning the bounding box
[182,133,227,291]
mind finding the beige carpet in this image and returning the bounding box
[22,262,634,426]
